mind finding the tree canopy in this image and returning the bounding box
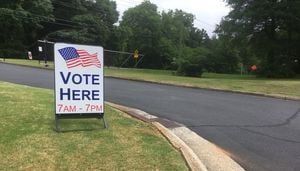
[217,0,300,77]
[1,0,299,77]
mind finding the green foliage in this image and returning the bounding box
[0,0,53,56]
[120,1,162,68]
[205,37,239,73]
[48,0,118,47]
[175,47,207,77]
[119,3,211,69]
[218,0,300,77]
[159,10,208,69]
[0,0,118,57]
[0,8,25,57]
[3,0,299,78]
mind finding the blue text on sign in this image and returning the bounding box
[60,72,100,85]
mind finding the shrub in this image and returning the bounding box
[175,47,208,77]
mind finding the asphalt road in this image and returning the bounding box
[1,63,300,171]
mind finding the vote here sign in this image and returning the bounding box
[54,43,104,114]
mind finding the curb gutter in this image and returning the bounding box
[106,102,245,171]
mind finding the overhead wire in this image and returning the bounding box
[52,1,106,14]
[53,0,216,30]
[1,10,86,29]
[2,0,216,35]
[116,0,216,29]
[0,3,110,29]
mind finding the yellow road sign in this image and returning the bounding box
[133,50,139,59]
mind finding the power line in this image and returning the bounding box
[54,0,215,30]
[194,19,215,28]
[1,10,85,29]
[2,1,216,34]
[52,1,102,14]
[116,0,216,30]
[29,12,88,26]
[1,7,109,30]
[52,1,120,24]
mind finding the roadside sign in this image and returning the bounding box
[28,51,33,60]
[133,49,139,59]
[251,65,257,71]
[38,46,43,52]
[54,43,104,115]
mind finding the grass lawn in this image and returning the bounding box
[1,58,300,99]
[0,82,188,170]
[0,58,54,69]
[105,67,300,99]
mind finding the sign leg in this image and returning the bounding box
[102,115,108,129]
[55,115,60,132]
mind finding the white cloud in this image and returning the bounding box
[113,0,230,36]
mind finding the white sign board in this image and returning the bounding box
[38,46,43,52]
[28,51,33,60]
[54,43,104,114]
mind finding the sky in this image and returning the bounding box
[113,0,230,36]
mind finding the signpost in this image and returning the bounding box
[54,43,106,131]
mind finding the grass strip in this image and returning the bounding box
[105,67,300,100]
[0,81,188,171]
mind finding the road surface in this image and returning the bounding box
[0,63,300,171]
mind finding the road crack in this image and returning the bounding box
[188,108,300,128]
[188,108,300,144]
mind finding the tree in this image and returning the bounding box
[217,0,300,77]
[187,28,210,48]
[160,10,210,69]
[47,0,118,46]
[120,1,162,68]
[175,47,208,77]
[0,0,53,57]
[205,37,239,73]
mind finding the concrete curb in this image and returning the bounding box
[106,102,245,171]
[106,76,300,101]
[153,122,208,171]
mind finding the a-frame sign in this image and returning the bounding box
[54,43,107,131]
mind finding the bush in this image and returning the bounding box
[0,49,26,59]
[257,54,297,78]
[175,47,208,77]
[258,64,296,78]
[177,60,203,77]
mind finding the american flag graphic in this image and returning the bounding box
[58,47,101,68]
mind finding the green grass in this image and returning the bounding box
[1,58,300,99]
[0,82,188,171]
[105,67,300,99]
[0,58,54,69]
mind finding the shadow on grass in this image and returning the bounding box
[53,127,106,133]
[52,118,107,133]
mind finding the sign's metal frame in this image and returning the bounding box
[54,43,107,132]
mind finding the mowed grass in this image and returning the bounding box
[105,67,300,99]
[0,82,188,171]
[1,58,300,99]
[0,58,54,69]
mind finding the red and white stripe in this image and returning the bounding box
[66,50,101,68]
